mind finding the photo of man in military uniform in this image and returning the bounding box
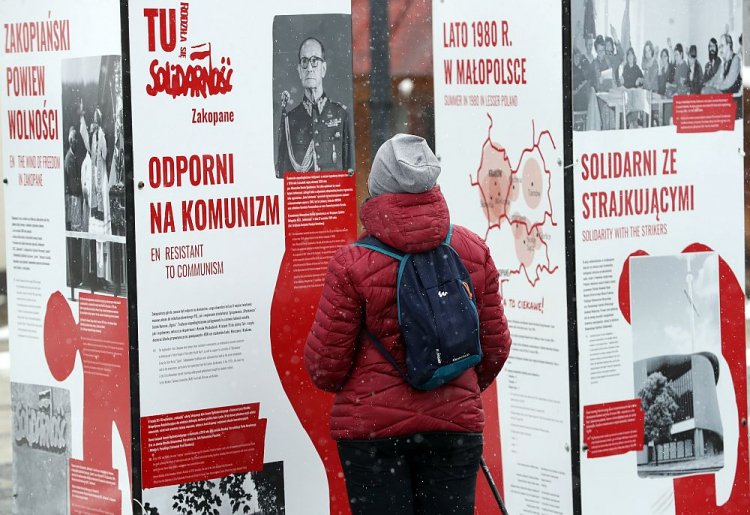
[275,36,354,178]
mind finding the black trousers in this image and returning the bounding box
[337,432,483,515]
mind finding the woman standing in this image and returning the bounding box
[305,134,512,515]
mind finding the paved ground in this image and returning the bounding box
[0,325,10,515]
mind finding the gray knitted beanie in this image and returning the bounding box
[368,134,441,197]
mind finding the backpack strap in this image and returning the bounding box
[353,235,405,261]
[356,228,453,256]
[364,329,411,384]
[355,236,410,325]
[353,238,412,383]
[444,223,454,245]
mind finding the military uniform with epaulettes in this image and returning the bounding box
[275,93,353,178]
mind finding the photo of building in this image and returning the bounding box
[634,353,723,477]
[630,252,726,478]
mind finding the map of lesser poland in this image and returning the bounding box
[471,115,558,287]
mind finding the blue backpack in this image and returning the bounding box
[354,225,482,390]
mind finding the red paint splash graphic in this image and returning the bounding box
[469,114,559,294]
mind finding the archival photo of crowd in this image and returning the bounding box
[61,55,127,299]
[572,0,743,130]
[629,253,725,478]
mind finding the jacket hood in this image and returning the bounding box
[359,186,450,253]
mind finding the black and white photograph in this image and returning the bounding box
[572,0,743,130]
[630,252,724,477]
[61,55,126,299]
[141,461,286,515]
[11,383,71,515]
[272,14,355,178]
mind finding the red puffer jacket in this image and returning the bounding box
[304,186,511,440]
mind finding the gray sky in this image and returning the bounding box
[61,56,103,84]
[630,252,721,362]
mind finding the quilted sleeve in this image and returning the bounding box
[475,247,512,391]
[304,247,363,392]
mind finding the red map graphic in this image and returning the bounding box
[470,115,559,293]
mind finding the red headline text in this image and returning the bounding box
[148,152,280,233]
[579,148,696,221]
